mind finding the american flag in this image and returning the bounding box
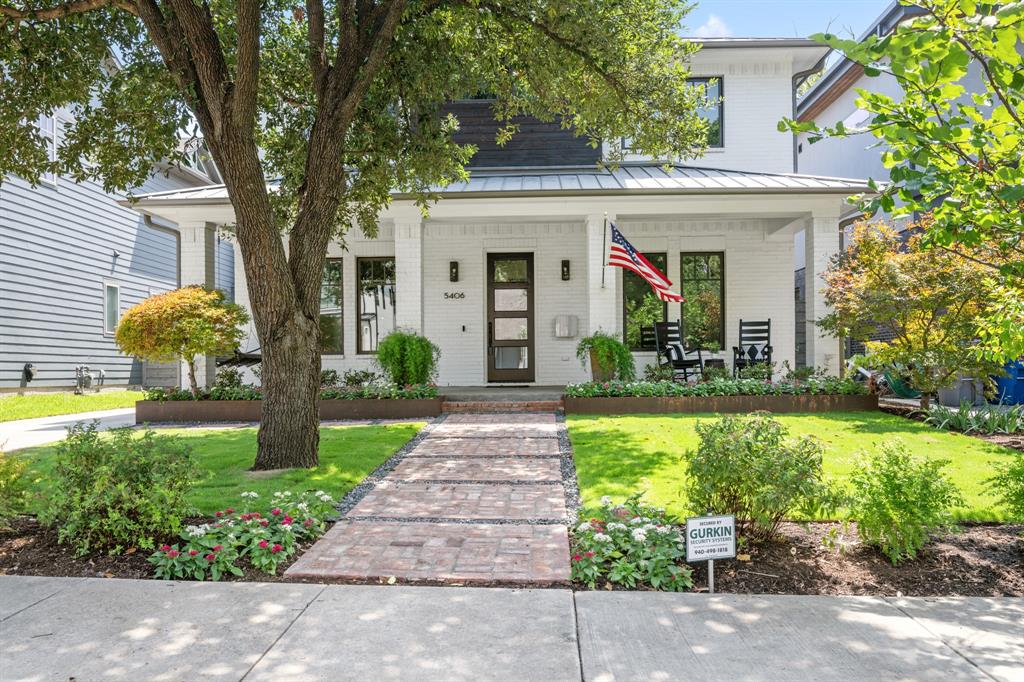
[607,222,684,302]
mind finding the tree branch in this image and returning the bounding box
[0,0,136,20]
[232,0,260,125]
[305,0,327,100]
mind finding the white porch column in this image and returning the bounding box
[394,215,424,332]
[586,212,618,335]
[179,221,217,388]
[804,212,842,375]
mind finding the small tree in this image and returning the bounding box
[117,287,249,398]
[819,221,1001,409]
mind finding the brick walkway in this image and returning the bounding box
[286,413,574,585]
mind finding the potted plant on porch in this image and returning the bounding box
[576,332,636,382]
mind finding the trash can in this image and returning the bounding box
[993,360,1024,405]
[938,376,986,407]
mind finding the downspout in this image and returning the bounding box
[792,53,830,173]
[143,214,182,288]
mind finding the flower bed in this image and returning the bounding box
[136,384,443,422]
[563,378,876,415]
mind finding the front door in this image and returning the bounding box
[487,253,535,382]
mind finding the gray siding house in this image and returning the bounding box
[0,114,233,390]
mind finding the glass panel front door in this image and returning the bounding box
[487,254,534,382]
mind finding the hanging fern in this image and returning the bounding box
[576,332,636,381]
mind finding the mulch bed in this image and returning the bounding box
[685,521,1024,597]
[0,516,311,583]
[5,516,1022,596]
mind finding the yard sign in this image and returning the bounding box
[686,514,736,594]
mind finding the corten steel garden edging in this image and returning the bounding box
[562,394,879,415]
[135,397,445,424]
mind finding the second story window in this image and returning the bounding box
[688,77,723,148]
[36,114,58,184]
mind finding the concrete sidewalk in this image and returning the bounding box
[1,576,1021,681]
[0,408,135,451]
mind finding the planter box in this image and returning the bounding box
[562,393,878,415]
[135,397,444,424]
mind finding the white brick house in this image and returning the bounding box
[127,38,867,387]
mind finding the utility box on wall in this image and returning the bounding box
[553,314,578,339]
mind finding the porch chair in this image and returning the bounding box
[652,321,704,383]
[732,319,772,377]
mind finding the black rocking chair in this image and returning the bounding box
[732,319,773,377]
[652,321,704,383]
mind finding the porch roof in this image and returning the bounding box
[125,163,871,207]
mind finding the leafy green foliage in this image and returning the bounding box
[571,494,692,591]
[643,362,675,382]
[374,329,440,385]
[564,376,866,398]
[116,287,249,398]
[576,332,636,381]
[320,369,340,388]
[149,490,336,580]
[145,383,438,401]
[820,222,1004,408]
[781,1,1024,358]
[847,442,964,564]
[987,451,1024,521]
[0,449,26,529]
[926,402,1024,435]
[683,413,837,541]
[40,423,199,556]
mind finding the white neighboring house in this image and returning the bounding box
[127,38,869,387]
[0,110,233,391]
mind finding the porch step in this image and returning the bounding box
[441,400,564,413]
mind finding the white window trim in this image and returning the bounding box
[37,114,58,187]
[103,281,121,336]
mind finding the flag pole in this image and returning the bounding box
[601,212,608,288]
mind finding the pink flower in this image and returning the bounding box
[159,544,171,552]
[258,540,269,549]
[571,554,582,562]
[189,549,199,556]
[212,545,223,552]
[225,508,234,514]
[585,551,594,558]
[215,511,223,518]
[205,553,216,561]
[271,543,283,553]
[303,519,314,527]
[271,508,282,516]
[166,550,180,558]
[251,512,261,519]
[282,517,293,526]
[259,520,269,527]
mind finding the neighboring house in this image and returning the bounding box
[792,1,987,363]
[129,38,866,387]
[0,111,233,390]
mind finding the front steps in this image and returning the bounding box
[442,400,564,413]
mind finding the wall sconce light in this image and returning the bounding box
[449,261,459,282]
[561,260,571,281]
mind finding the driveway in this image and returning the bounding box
[1,576,1021,681]
[0,408,135,451]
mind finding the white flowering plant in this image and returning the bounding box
[148,490,336,580]
[571,493,692,591]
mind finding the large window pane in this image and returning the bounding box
[492,259,528,283]
[688,77,723,148]
[622,252,668,350]
[320,260,343,354]
[680,253,724,351]
[357,257,396,353]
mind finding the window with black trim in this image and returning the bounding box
[622,252,668,350]
[356,257,396,353]
[687,77,723,148]
[320,259,344,354]
[680,253,724,351]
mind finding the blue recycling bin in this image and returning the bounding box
[993,361,1024,405]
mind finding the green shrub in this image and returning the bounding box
[683,413,836,542]
[0,449,27,529]
[848,442,964,564]
[375,329,440,385]
[41,422,200,556]
[925,401,1024,435]
[564,376,865,398]
[213,367,244,389]
[643,362,674,382]
[737,363,773,381]
[576,332,636,381]
[342,369,379,386]
[320,369,340,388]
[987,451,1024,520]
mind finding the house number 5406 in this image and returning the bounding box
[444,292,466,300]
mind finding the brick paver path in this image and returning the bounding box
[286,413,573,585]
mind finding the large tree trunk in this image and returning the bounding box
[254,310,321,470]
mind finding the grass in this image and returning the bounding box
[566,412,1019,523]
[0,391,145,422]
[17,422,424,515]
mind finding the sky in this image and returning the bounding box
[685,0,894,40]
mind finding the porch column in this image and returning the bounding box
[179,220,217,388]
[394,215,424,332]
[586,212,618,335]
[804,212,842,375]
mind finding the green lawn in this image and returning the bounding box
[567,412,1018,523]
[17,423,424,515]
[0,391,145,422]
